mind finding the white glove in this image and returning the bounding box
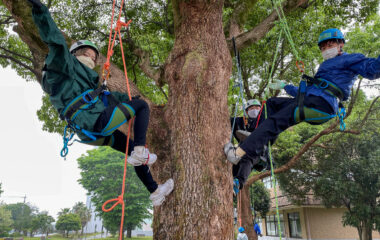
[268,80,286,90]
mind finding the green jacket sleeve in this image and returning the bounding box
[32,5,74,78]
[111,91,131,103]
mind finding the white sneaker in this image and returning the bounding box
[224,142,241,165]
[128,146,157,166]
[149,178,174,206]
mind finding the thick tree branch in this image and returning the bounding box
[133,48,166,87]
[228,0,309,51]
[0,15,15,25]
[0,45,33,62]
[0,54,38,76]
[226,0,259,38]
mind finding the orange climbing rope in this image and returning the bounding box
[100,0,133,239]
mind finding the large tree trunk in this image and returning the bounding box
[361,221,372,240]
[126,228,131,239]
[239,187,257,240]
[152,0,233,239]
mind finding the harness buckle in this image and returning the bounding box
[83,92,97,104]
[318,79,329,89]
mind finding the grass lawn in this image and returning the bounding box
[21,236,152,240]
[97,237,152,240]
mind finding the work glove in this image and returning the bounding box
[27,0,43,8]
[268,80,286,90]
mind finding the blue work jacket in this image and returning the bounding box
[284,53,380,112]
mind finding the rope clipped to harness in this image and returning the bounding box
[99,0,133,239]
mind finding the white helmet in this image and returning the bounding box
[245,99,261,110]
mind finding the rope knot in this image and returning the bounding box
[102,194,124,212]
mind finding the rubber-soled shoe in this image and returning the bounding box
[149,178,174,206]
[128,146,157,166]
[224,143,241,165]
[236,130,251,142]
[233,178,240,195]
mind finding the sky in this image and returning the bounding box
[0,66,93,219]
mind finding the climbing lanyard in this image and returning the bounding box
[99,1,133,239]
[265,102,283,240]
[230,37,247,143]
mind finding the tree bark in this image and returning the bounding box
[239,187,258,240]
[154,0,233,239]
[126,229,131,239]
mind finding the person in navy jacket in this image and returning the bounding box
[225,28,380,190]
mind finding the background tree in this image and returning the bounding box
[57,208,71,217]
[0,204,13,237]
[0,183,3,197]
[1,0,379,238]
[77,147,152,239]
[72,202,91,236]
[5,203,35,236]
[55,213,81,238]
[30,211,55,238]
[250,181,270,219]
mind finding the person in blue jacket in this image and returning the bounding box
[254,222,263,237]
[27,0,174,206]
[225,28,380,190]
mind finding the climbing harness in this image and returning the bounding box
[294,74,346,130]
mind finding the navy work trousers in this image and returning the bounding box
[95,98,158,193]
[236,95,334,186]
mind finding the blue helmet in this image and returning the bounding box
[238,227,245,233]
[318,28,345,46]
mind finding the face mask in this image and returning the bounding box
[322,47,339,60]
[248,109,260,118]
[77,55,95,69]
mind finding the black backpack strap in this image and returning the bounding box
[297,80,307,121]
[302,74,344,101]
[61,84,107,120]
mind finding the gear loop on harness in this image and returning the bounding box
[60,125,75,158]
[318,79,329,89]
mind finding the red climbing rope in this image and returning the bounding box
[100,0,133,239]
[255,101,266,129]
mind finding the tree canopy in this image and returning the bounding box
[55,213,81,237]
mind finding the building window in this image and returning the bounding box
[288,212,302,238]
[265,214,285,237]
[263,177,273,189]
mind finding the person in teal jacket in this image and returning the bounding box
[27,0,174,206]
